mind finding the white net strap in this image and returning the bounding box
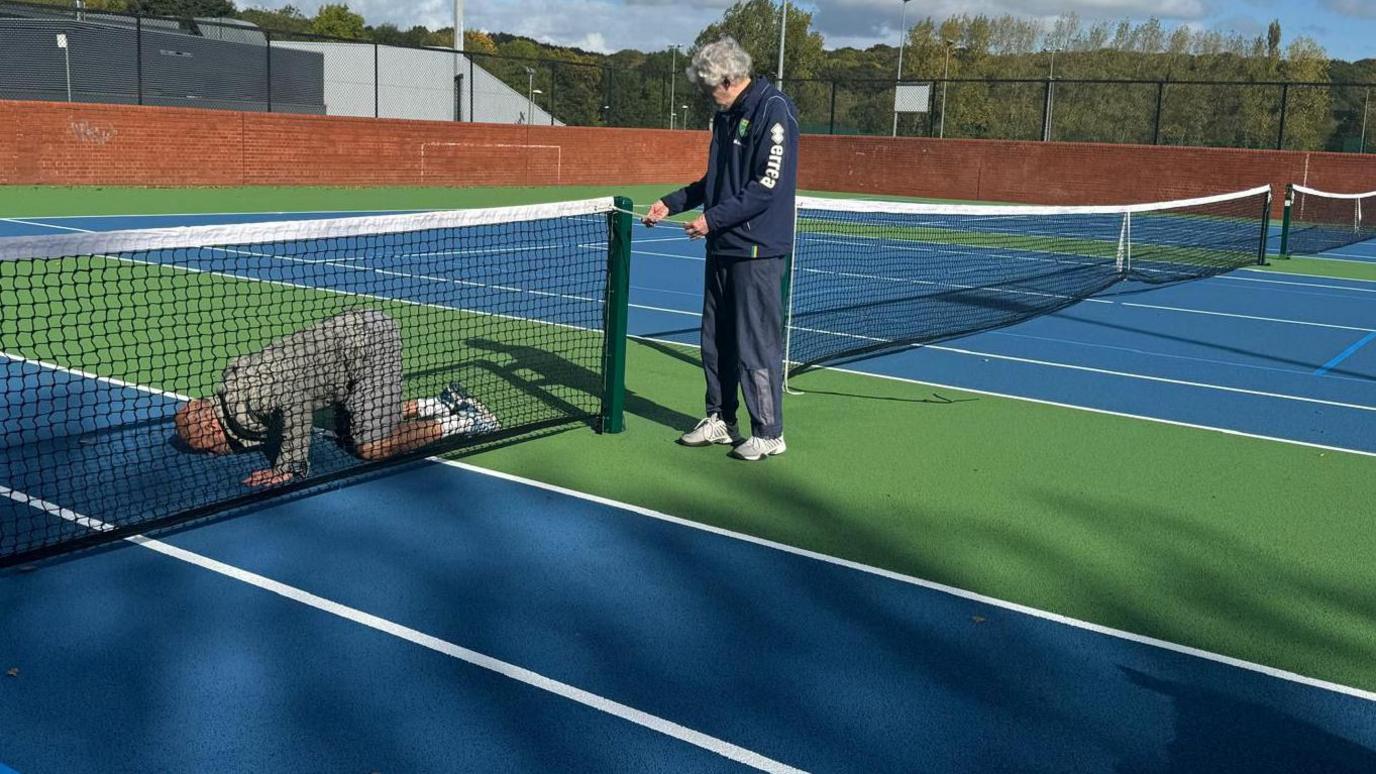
[796,186,1271,218]
[1291,185,1376,201]
[0,197,616,262]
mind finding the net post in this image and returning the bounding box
[1258,187,1275,265]
[1279,184,1294,258]
[600,197,633,434]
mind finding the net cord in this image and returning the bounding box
[1290,184,1376,200]
[0,197,617,262]
[796,185,1272,218]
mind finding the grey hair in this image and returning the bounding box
[686,36,753,88]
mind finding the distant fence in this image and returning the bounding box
[2,0,1373,154]
[795,77,1375,153]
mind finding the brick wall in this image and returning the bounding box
[0,100,707,187]
[4,99,1375,217]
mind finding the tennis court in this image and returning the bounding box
[3,184,1375,772]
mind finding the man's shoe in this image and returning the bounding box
[729,435,786,461]
[678,414,744,447]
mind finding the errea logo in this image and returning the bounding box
[761,122,787,189]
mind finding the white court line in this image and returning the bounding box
[923,345,1376,413]
[631,243,1371,333]
[1224,274,1376,294]
[633,248,705,262]
[435,459,1376,706]
[634,332,1376,465]
[0,487,800,774]
[2,209,428,220]
[1113,302,1376,333]
[632,304,1376,416]
[2,217,91,233]
[1242,267,1376,284]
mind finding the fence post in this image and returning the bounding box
[469,56,475,122]
[1152,81,1164,145]
[264,29,272,112]
[373,42,380,118]
[454,74,463,121]
[828,81,836,134]
[1276,82,1289,150]
[135,15,143,105]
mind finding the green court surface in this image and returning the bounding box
[4,184,1375,697]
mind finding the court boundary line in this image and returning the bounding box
[632,306,1376,414]
[631,333,1376,459]
[0,485,803,774]
[436,459,1376,705]
[630,247,1376,332]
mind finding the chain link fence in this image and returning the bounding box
[2,0,1372,153]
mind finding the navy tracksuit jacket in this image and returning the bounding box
[662,77,799,439]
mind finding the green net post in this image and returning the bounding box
[599,197,633,434]
[1257,188,1274,266]
[1279,183,1294,259]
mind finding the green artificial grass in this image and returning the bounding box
[5,183,1374,694]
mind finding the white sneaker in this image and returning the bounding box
[678,414,743,447]
[729,436,786,461]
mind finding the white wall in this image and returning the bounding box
[275,40,561,125]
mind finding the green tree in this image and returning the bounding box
[310,3,364,40]
[237,5,310,34]
[125,0,236,16]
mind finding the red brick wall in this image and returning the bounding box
[0,100,707,187]
[4,99,1375,217]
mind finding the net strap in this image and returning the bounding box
[795,185,1272,217]
[1291,185,1376,200]
[0,197,617,262]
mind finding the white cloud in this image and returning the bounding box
[1320,0,1376,18]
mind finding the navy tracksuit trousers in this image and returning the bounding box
[701,253,786,439]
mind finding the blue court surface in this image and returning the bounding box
[2,208,1375,772]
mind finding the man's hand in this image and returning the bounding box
[642,200,670,227]
[684,214,711,239]
[243,469,295,488]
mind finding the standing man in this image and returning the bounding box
[642,36,800,461]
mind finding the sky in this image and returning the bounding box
[246,0,1374,61]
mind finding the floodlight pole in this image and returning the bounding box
[669,45,678,129]
[1362,87,1371,154]
[681,104,689,130]
[777,1,788,90]
[939,40,959,139]
[56,34,71,102]
[892,0,911,137]
[525,66,534,125]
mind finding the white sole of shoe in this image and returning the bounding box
[729,443,786,461]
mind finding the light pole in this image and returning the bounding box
[777,1,788,90]
[1042,47,1059,142]
[938,40,963,139]
[681,104,689,130]
[56,33,71,102]
[669,45,678,129]
[1362,87,1370,154]
[892,0,911,137]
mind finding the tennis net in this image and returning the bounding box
[785,186,1272,374]
[0,198,632,567]
[1280,184,1376,257]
